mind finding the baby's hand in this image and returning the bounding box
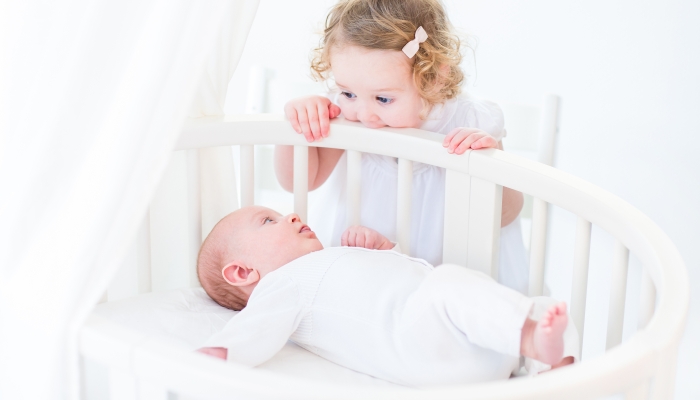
[342,226,394,250]
[196,347,228,360]
[284,95,342,143]
[442,127,498,155]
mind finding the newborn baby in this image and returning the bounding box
[197,206,576,386]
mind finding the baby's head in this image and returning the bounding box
[197,206,323,310]
[311,0,464,125]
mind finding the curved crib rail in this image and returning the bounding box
[81,115,689,400]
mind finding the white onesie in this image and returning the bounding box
[308,94,530,294]
[205,247,578,387]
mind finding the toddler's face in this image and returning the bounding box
[331,45,425,129]
[224,206,323,277]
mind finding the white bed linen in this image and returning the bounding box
[93,287,575,388]
[93,288,398,387]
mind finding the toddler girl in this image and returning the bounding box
[274,0,528,293]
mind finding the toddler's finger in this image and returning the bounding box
[447,131,468,153]
[296,107,314,142]
[285,107,302,134]
[329,103,341,119]
[307,108,323,141]
[318,103,330,138]
[456,132,486,154]
[470,135,497,150]
[443,128,461,147]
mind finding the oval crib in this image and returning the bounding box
[80,115,689,400]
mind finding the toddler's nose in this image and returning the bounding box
[357,106,379,125]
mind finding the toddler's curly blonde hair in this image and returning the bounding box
[311,0,465,114]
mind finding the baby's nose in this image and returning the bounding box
[286,213,301,224]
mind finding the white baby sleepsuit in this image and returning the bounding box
[309,94,529,294]
[205,247,576,387]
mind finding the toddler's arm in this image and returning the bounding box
[275,95,345,192]
[341,226,394,250]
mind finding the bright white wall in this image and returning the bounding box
[226,1,700,397]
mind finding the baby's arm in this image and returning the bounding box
[275,95,345,192]
[196,347,227,359]
[341,226,394,250]
[197,275,302,366]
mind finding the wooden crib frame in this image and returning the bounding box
[80,115,688,400]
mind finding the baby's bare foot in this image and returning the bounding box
[533,302,568,365]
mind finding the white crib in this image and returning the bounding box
[79,115,689,400]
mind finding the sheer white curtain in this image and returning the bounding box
[0,0,258,399]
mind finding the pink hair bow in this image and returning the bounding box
[402,26,428,58]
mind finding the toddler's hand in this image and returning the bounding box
[342,226,394,250]
[197,347,228,360]
[442,127,498,155]
[284,95,342,143]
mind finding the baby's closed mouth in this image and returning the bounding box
[299,225,312,233]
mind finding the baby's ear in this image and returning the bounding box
[221,262,260,287]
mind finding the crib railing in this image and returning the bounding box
[82,115,688,400]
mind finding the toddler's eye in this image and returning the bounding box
[376,96,393,104]
[341,91,356,99]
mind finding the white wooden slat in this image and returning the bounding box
[396,158,412,254]
[467,177,502,279]
[138,383,170,400]
[649,349,679,400]
[606,240,630,350]
[108,213,153,301]
[528,197,548,296]
[442,170,470,266]
[625,380,650,400]
[186,150,202,288]
[346,150,362,227]
[571,217,592,352]
[109,369,138,400]
[639,268,656,330]
[537,94,560,166]
[136,212,152,294]
[293,146,309,223]
[240,145,254,208]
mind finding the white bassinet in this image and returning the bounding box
[80,115,689,400]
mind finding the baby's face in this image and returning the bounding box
[331,45,425,129]
[223,206,323,277]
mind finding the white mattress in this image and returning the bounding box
[93,288,399,388]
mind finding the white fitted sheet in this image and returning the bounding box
[93,288,399,387]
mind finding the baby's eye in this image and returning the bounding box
[341,91,356,99]
[264,217,273,224]
[376,96,393,104]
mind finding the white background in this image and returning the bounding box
[224,1,700,397]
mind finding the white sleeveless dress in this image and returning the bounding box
[308,94,529,294]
